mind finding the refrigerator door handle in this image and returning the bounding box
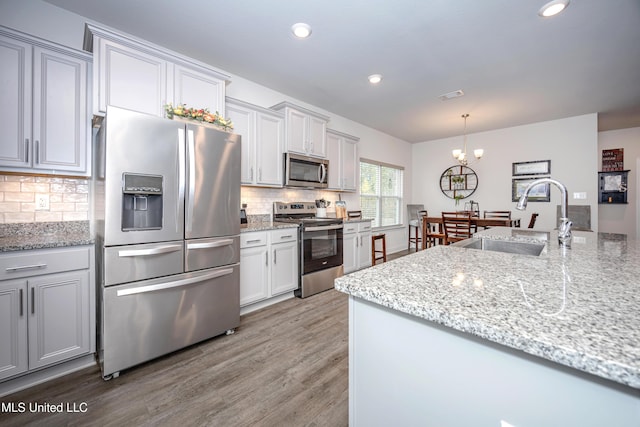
[118,244,183,257]
[116,268,234,296]
[187,239,235,250]
[177,128,186,234]
[186,129,196,233]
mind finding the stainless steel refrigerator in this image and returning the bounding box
[94,106,241,379]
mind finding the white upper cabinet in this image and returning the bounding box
[94,37,167,117]
[226,97,284,187]
[85,23,229,118]
[0,34,31,170]
[173,64,225,114]
[326,128,359,192]
[33,47,88,173]
[270,102,329,158]
[0,27,91,176]
[226,101,254,184]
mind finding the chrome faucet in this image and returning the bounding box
[516,178,572,248]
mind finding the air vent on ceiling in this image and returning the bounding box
[438,90,464,101]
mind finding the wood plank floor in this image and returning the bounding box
[0,289,349,427]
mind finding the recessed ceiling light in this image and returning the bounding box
[368,74,382,84]
[291,23,312,38]
[538,0,570,17]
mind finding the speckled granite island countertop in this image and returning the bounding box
[0,221,94,252]
[335,227,640,389]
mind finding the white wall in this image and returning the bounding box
[597,127,640,237]
[0,0,413,253]
[412,114,599,232]
[7,2,636,244]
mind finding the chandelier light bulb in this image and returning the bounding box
[451,113,484,166]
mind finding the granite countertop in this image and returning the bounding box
[241,221,300,233]
[342,217,373,223]
[334,227,640,389]
[0,221,94,252]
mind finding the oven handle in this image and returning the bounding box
[304,224,343,232]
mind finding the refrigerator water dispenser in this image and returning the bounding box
[121,173,163,231]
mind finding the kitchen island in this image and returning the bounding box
[334,228,640,426]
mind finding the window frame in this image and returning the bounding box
[359,158,404,228]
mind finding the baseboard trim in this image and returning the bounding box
[0,354,97,398]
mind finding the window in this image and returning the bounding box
[360,159,404,228]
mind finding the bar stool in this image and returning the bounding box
[407,204,425,251]
[371,234,387,265]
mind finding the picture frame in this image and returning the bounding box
[512,160,551,176]
[512,177,550,202]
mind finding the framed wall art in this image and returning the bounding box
[512,160,551,176]
[512,177,550,202]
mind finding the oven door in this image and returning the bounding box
[301,223,343,274]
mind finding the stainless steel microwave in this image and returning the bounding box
[284,153,329,188]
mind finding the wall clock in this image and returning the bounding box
[440,165,478,201]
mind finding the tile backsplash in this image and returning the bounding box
[241,186,358,218]
[0,174,89,224]
[0,174,355,224]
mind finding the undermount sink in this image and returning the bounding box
[454,238,546,256]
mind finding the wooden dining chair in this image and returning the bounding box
[483,210,512,229]
[441,211,473,245]
[483,210,512,219]
[528,213,539,229]
[422,214,446,248]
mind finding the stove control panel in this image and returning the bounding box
[273,201,317,215]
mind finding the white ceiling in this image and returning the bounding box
[44,0,640,142]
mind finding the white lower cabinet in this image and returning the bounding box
[239,233,269,305]
[240,228,299,307]
[0,246,94,382]
[270,231,299,296]
[343,221,372,274]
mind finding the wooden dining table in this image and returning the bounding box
[421,215,521,247]
[423,215,521,229]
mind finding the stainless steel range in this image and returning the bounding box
[273,202,343,298]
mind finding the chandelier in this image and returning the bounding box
[452,113,483,166]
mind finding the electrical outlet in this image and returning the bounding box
[35,194,50,210]
[573,192,587,200]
